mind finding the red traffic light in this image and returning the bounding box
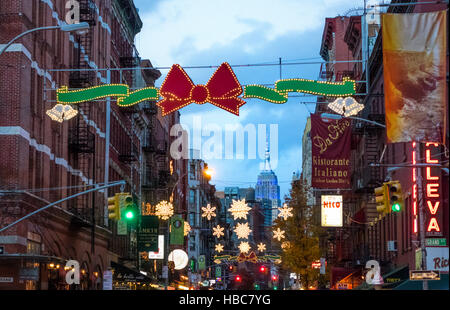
[229,265,233,271]
[272,275,278,281]
[235,275,241,282]
[260,266,266,272]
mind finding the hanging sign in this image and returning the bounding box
[50,63,356,117]
[321,195,343,227]
[138,215,159,252]
[310,113,351,188]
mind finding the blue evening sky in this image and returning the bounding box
[133,0,363,201]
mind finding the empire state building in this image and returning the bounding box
[255,143,281,227]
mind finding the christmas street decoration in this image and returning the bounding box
[237,251,257,263]
[257,243,266,253]
[201,204,216,221]
[212,225,225,238]
[328,96,364,117]
[46,104,78,122]
[155,200,174,220]
[234,222,252,239]
[273,227,285,242]
[229,199,251,220]
[215,244,224,253]
[238,241,251,254]
[278,203,293,220]
[184,221,191,236]
[52,63,356,117]
[281,241,291,250]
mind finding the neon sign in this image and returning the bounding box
[412,142,442,236]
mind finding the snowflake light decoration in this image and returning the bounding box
[281,241,291,250]
[201,204,216,220]
[212,225,224,238]
[229,199,251,220]
[278,203,293,220]
[234,222,252,239]
[215,244,224,253]
[238,241,251,254]
[184,221,191,236]
[257,243,266,253]
[273,227,285,242]
[155,200,174,220]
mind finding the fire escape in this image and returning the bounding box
[67,0,97,223]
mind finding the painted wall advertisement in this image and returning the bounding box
[310,113,351,189]
[321,195,343,227]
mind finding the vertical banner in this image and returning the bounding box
[170,215,185,245]
[310,113,351,188]
[138,215,159,252]
[382,11,447,144]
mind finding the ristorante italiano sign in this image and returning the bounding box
[310,113,351,189]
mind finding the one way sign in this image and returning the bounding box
[410,270,440,281]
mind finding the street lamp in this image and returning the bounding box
[320,113,386,128]
[0,22,90,57]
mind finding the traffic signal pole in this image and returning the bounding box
[416,143,428,290]
[0,181,126,233]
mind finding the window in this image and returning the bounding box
[189,190,195,204]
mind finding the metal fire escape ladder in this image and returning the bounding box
[67,0,97,222]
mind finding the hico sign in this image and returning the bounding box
[321,195,343,227]
[412,142,443,236]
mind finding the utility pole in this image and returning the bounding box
[416,143,428,290]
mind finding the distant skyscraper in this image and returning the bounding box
[255,142,281,226]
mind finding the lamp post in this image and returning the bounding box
[0,22,90,57]
[320,113,386,128]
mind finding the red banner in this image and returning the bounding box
[310,113,351,189]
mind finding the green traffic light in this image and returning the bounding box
[125,210,134,219]
[391,203,401,212]
[273,286,278,290]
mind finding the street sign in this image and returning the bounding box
[138,215,159,252]
[426,238,447,246]
[409,270,440,281]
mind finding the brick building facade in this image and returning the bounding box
[0,0,179,290]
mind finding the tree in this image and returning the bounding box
[273,179,322,289]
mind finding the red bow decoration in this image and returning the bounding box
[237,251,258,263]
[157,62,246,116]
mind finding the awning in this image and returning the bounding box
[0,253,65,263]
[111,261,153,283]
[393,273,449,290]
[382,265,409,289]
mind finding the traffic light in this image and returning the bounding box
[254,283,260,290]
[271,275,278,282]
[260,265,266,273]
[387,181,403,213]
[235,275,241,282]
[120,194,136,220]
[107,194,120,220]
[374,183,389,215]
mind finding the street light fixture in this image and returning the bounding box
[0,22,90,57]
[320,113,386,128]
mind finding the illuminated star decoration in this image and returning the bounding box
[201,204,216,221]
[212,225,225,238]
[215,244,224,253]
[278,203,293,220]
[184,221,191,236]
[328,96,364,117]
[273,227,285,242]
[238,241,251,254]
[234,222,252,240]
[229,199,251,220]
[257,243,266,253]
[155,200,174,220]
